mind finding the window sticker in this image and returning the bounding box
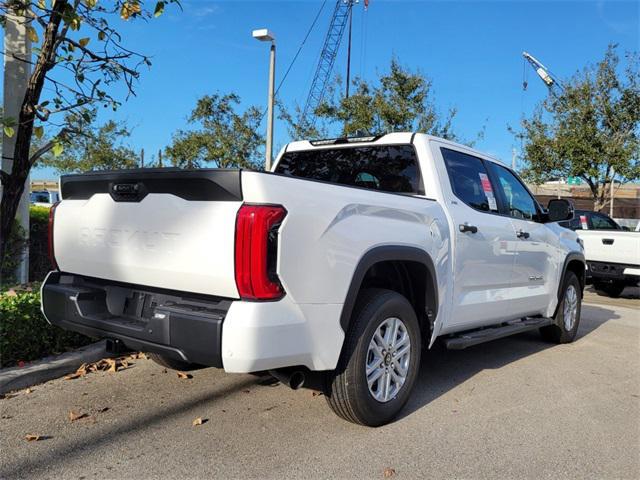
[580,215,588,230]
[478,173,498,211]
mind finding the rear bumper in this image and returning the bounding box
[41,272,345,373]
[587,261,640,283]
[41,272,229,367]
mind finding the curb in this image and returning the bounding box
[0,340,113,395]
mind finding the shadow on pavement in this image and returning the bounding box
[0,304,623,477]
[1,375,260,478]
[400,303,621,420]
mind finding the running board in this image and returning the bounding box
[443,317,553,350]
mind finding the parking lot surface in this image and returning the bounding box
[1,298,638,479]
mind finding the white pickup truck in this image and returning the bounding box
[42,133,585,426]
[560,210,640,297]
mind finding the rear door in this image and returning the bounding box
[437,146,518,331]
[54,169,243,298]
[487,162,554,316]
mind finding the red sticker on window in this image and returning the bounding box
[580,215,588,229]
[479,173,493,193]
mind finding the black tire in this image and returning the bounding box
[148,353,205,372]
[593,280,626,298]
[540,271,582,344]
[324,288,421,427]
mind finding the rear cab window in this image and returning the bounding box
[589,212,621,230]
[274,145,424,195]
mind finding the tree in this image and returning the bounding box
[38,109,138,173]
[518,45,640,210]
[165,93,264,169]
[0,0,179,270]
[281,58,462,141]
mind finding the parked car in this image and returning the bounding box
[30,190,60,207]
[560,209,640,297]
[41,133,584,426]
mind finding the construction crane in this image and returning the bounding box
[522,51,564,95]
[302,0,360,125]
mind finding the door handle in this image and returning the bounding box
[459,223,478,234]
[516,230,530,239]
[602,238,614,245]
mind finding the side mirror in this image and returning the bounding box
[547,199,574,222]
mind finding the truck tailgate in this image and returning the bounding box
[578,230,640,265]
[54,169,242,298]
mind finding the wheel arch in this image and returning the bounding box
[339,245,438,339]
[560,252,586,300]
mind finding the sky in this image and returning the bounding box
[4,0,638,180]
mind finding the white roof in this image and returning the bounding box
[284,132,506,168]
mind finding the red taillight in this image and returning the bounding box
[48,202,59,270]
[235,204,287,300]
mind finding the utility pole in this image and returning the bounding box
[140,148,145,168]
[158,149,163,168]
[511,148,517,170]
[610,169,615,217]
[345,3,353,98]
[2,13,32,283]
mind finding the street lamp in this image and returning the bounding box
[252,28,276,171]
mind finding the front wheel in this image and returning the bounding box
[324,288,421,427]
[540,271,582,344]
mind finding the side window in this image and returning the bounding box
[489,164,538,221]
[589,213,620,230]
[441,148,498,213]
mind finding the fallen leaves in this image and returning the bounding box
[68,410,88,422]
[64,356,134,380]
[25,434,42,442]
[383,467,396,478]
[192,417,208,426]
[177,372,193,380]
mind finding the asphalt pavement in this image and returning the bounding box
[1,297,638,479]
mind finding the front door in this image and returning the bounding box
[437,146,518,332]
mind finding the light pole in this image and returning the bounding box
[252,28,276,171]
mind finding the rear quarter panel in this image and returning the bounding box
[241,171,451,311]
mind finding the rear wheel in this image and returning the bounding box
[593,280,626,298]
[148,353,205,372]
[540,271,582,344]
[324,288,421,427]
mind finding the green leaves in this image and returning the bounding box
[283,58,460,142]
[519,45,640,208]
[154,1,166,17]
[39,110,140,174]
[33,126,44,140]
[165,93,264,170]
[52,140,64,157]
[3,126,15,138]
[78,37,90,48]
